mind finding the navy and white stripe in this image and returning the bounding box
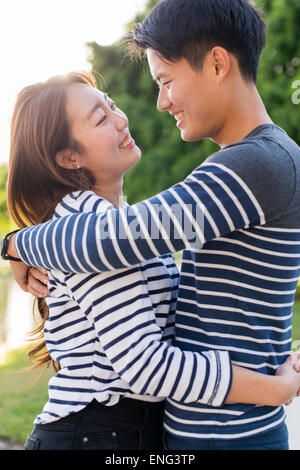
[165,224,300,438]
[33,191,232,425]
[15,160,300,438]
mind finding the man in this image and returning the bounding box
[3,0,300,449]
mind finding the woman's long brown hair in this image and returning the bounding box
[7,72,97,372]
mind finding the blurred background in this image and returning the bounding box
[0,0,300,449]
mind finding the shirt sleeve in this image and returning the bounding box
[64,265,232,407]
[14,160,265,272]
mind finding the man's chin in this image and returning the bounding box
[180,128,204,143]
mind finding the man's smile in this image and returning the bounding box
[173,111,184,121]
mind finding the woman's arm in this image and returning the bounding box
[228,358,300,406]
[65,264,232,407]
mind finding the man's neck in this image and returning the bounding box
[214,82,273,149]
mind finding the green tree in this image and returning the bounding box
[0,165,14,238]
[0,165,7,215]
[257,0,300,145]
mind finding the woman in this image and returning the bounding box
[6,71,300,450]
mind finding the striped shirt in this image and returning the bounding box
[33,191,232,425]
[15,124,300,439]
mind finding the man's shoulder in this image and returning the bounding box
[204,124,299,182]
[199,124,299,226]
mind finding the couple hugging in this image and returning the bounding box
[2,0,300,451]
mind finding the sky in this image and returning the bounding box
[0,0,147,164]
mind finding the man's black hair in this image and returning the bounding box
[128,0,266,83]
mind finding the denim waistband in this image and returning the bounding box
[36,398,165,431]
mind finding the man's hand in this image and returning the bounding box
[10,260,50,298]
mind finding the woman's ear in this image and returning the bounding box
[55,149,79,170]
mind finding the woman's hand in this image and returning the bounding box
[10,260,50,298]
[276,353,300,406]
[227,353,300,406]
[292,352,300,373]
[27,266,50,297]
[8,233,49,297]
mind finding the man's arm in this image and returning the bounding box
[11,162,265,272]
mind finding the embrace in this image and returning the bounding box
[2,0,300,451]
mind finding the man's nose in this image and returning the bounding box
[157,88,172,112]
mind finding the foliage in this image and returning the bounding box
[0,165,7,213]
[0,346,53,443]
[256,0,300,145]
[0,165,14,238]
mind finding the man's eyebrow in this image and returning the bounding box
[86,93,108,120]
[153,72,167,83]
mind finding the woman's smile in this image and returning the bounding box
[119,133,135,149]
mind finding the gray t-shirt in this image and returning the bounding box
[206,124,300,228]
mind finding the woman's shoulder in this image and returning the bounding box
[53,190,115,218]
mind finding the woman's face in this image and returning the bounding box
[65,83,141,181]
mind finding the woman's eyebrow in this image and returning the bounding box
[86,93,108,121]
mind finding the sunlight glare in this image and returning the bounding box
[0,0,147,164]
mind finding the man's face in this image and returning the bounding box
[147,48,223,143]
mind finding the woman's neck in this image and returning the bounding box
[92,178,124,208]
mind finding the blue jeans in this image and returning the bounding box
[24,398,165,450]
[163,422,289,450]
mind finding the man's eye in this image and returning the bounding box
[162,81,171,87]
[110,102,116,110]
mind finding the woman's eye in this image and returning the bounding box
[96,115,107,126]
[96,102,116,125]
[162,81,171,87]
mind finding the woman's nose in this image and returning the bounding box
[115,112,128,131]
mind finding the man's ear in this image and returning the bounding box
[210,46,231,82]
[55,149,79,170]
